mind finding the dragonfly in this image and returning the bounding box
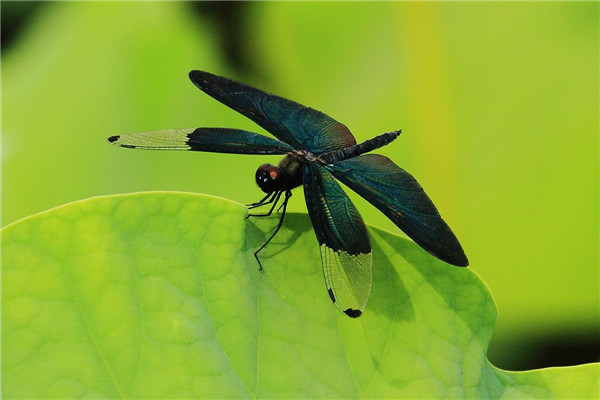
[108,70,468,318]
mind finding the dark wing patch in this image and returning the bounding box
[328,154,469,266]
[328,289,336,303]
[304,163,372,317]
[344,309,362,318]
[189,70,356,153]
[107,128,293,154]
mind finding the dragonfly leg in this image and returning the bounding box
[246,192,273,208]
[277,191,292,212]
[247,191,283,218]
[254,190,292,270]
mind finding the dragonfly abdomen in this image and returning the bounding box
[319,130,401,165]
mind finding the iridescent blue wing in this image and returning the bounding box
[327,154,469,267]
[108,127,293,154]
[189,70,356,153]
[304,163,372,317]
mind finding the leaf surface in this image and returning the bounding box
[2,193,598,398]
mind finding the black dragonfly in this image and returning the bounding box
[108,70,468,318]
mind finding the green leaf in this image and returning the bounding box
[2,193,598,398]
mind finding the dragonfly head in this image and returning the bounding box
[255,163,284,193]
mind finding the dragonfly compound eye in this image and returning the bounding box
[255,164,283,193]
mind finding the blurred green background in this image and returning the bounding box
[2,1,598,370]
